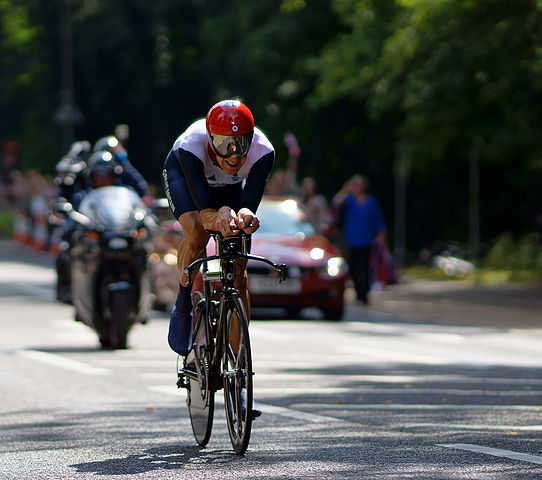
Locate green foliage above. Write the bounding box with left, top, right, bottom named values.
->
left=403, top=265, right=461, bottom=281
left=483, top=232, right=542, bottom=271
left=406, top=231, right=542, bottom=284
left=311, top=0, right=542, bottom=171
left=0, top=210, right=15, bottom=237
left=280, top=0, right=306, bottom=12
left=1, top=0, right=542, bottom=251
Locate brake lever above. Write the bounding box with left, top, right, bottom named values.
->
left=275, top=263, right=288, bottom=283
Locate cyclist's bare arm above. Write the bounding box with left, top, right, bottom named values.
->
left=200, top=207, right=237, bottom=236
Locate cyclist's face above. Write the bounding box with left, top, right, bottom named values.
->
left=216, top=154, right=247, bottom=175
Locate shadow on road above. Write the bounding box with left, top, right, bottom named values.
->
left=70, top=444, right=241, bottom=475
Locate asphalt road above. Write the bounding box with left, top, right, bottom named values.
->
left=1, top=239, right=542, bottom=479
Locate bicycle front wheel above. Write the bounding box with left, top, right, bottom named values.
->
left=222, top=292, right=253, bottom=455
left=186, top=292, right=214, bottom=447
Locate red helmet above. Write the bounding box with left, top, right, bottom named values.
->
left=206, top=100, right=254, bottom=158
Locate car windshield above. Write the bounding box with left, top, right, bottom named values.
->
left=256, top=198, right=316, bottom=236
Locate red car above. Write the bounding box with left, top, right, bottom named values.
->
left=151, top=196, right=348, bottom=320
left=247, top=196, right=347, bottom=320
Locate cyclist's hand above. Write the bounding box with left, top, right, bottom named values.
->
left=215, top=206, right=238, bottom=236
left=236, top=208, right=260, bottom=234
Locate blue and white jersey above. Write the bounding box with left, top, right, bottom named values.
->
left=171, top=119, right=274, bottom=187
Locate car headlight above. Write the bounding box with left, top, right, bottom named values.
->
left=309, top=247, right=325, bottom=260
left=163, top=250, right=178, bottom=266
left=325, top=257, right=346, bottom=277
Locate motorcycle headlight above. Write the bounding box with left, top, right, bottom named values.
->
left=108, top=237, right=129, bottom=250
left=324, top=257, right=346, bottom=277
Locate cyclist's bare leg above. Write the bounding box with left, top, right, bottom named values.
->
left=177, top=211, right=209, bottom=287
left=177, top=212, right=209, bottom=344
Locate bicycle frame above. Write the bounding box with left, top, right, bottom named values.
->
left=180, top=232, right=286, bottom=390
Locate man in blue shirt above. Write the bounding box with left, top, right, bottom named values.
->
left=333, top=174, right=386, bottom=304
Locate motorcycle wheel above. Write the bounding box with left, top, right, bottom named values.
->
left=109, top=289, right=131, bottom=349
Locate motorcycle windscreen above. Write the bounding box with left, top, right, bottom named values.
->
left=78, top=186, right=147, bottom=231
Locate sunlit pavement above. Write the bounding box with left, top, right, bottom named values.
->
left=365, top=277, right=542, bottom=328
left=2, top=238, right=542, bottom=478
left=2, top=238, right=540, bottom=328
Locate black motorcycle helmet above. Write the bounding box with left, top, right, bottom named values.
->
left=86, top=151, right=120, bottom=188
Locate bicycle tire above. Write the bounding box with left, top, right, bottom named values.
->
left=186, top=291, right=214, bottom=447
left=222, top=292, right=253, bottom=455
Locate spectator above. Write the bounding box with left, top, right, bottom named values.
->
left=1, top=140, right=21, bottom=185
left=301, top=176, right=330, bottom=233
left=332, top=174, right=387, bottom=305
left=27, top=170, right=50, bottom=250
left=265, top=160, right=300, bottom=197
left=6, top=170, right=31, bottom=244
left=265, top=169, right=286, bottom=196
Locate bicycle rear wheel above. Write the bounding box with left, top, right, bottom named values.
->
left=186, top=292, right=214, bottom=447
left=222, top=292, right=253, bottom=455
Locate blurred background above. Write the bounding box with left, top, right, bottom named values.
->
left=1, top=0, right=542, bottom=278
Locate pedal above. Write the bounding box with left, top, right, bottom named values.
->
left=176, top=373, right=189, bottom=389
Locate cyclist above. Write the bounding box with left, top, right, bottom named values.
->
left=162, top=99, right=275, bottom=357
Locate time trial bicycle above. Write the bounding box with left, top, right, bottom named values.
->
left=176, top=231, right=287, bottom=454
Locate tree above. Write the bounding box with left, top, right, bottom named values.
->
left=310, top=0, right=542, bottom=245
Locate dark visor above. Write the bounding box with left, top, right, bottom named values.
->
left=210, top=132, right=253, bottom=158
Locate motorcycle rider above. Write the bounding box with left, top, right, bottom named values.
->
left=162, top=99, right=275, bottom=361
left=92, top=135, right=151, bottom=204
left=53, top=140, right=91, bottom=204
left=55, top=146, right=150, bottom=303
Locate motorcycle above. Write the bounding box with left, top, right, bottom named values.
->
left=57, top=186, right=157, bottom=349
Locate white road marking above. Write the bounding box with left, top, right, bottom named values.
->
left=148, top=385, right=344, bottom=423
left=16, top=349, right=109, bottom=376
left=253, top=373, right=542, bottom=386
left=149, top=385, right=180, bottom=396
left=407, top=423, right=542, bottom=431
left=291, top=403, right=542, bottom=411
left=93, top=359, right=173, bottom=367
left=254, top=402, right=345, bottom=423
left=140, top=372, right=174, bottom=380
left=0, top=262, right=55, bottom=281
left=438, top=443, right=542, bottom=465
left=252, top=386, right=542, bottom=396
